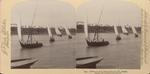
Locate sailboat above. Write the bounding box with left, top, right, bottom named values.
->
left=47, top=26, right=55, bottom=42
left=55, top=27, right=62, bottom=37
left=131, top=25, right=138, bottom=37
left=85, top=9, right=109, bottom=47
left=18, top=1, right=43, bottom=48
left=121, top=25, right=128, bottom=35
left=18, top=26, right=43, bottom=48
left=114, top=25, right=121, bottom=40
left=64, top=27, right=72, bottom=39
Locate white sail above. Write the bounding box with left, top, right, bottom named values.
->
left=84, top=22, right=89, bottom=39
left=17, top=24, right=22, bottom=41
left=114, top=25, right=119, bottom=35
left=55, top=28, right=62, bottom=35
left=121, top=25, right=128, bottom=34
left=47, top=26, right=53, bottom=38
left=64, top=27, right=71, bottom=36
left=131, top=26, right=137, bottom=34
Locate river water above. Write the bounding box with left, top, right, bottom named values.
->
left=11, top=33, right=141, bottom=69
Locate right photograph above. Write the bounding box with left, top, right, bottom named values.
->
left=75, top=0, right=141, bottom=69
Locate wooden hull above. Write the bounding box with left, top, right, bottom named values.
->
left=11, top=58, right=32, bottom=62
left=11, top=58, right=38, bottom=69
left=86, top=40, right=109, bottom=47
left=49, top=38, right=55, bottom=42
left=123, top=33, right=129, bottom=35
left=68, top=35, right=72, bottom=39
left=20, top=42, right=43, bottom=49
left=57, top=34, right=62, bottom=37
left=116, top=36, right=121, bottom=41
left=135, top=34, right=138, bottom=38
left=76, top=56, right=103, bottom=68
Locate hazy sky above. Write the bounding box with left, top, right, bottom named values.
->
left=12, top=0, right=142, bottom=28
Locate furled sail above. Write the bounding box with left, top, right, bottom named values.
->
left=114, top=25, right=121, bottom=40
left=18, top=0, right=43, bottom=48
left=64, top=27, right=72, bottom=39
left=121, top=25, right=128, bottom=34
left=131, top=25, right=137, bottom=34
left=114, top=25, right=119, bottom=35
left=64, top=27, right=71, bottom=36
left=47, top=26, right=53, bottom=38
left=17, top=24, right=22, bottom=41
left=84, top=22, right=89, bottom=39
left=131, top=25, right=138, bottom=37
left=55, top=28, right=62, bottom=35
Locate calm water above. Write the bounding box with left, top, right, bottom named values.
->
left=11, top=33, right=141, bottom=69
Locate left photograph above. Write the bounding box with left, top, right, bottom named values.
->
left=11, top=0, right=77, bottom=69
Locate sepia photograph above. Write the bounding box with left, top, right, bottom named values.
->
left=11, top=0, right=141, bottom=69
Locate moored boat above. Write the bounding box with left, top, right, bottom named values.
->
left=84, top=9, right=109, bottom=47
left=17, top=2, right=43, bottom=48
left=86, top=39, right=109, bottom=47
left=11, top=58, right=38, bottom=69
left=85, top=25, right=109, bottom=47
left=76, top=56, right=103, bottom=68
left=19, top=41, right=43, bottom=48
left=17, top=25, right=43, bottom=49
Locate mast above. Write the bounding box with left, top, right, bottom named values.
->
left=98, top=9, right=104, bottom=25
left=27, top=0, right=38, bottom=43
left=94, top=8, right=104, bottom=41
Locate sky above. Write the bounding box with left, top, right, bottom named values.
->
left=11, top=0, right=142, bottom=28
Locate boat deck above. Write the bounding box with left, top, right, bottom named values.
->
left=76, top=57, right=103, bottom=68
left=11, top=59, right=38, bottom=68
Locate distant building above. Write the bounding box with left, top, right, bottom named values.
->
left=76, top=21, right=84, bottom=33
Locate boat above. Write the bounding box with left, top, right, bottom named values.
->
left=85, top=9, right=109, bottom=47
left=76, top=56, right=103, bottom=68
left=19, top=41, right=43, bottom=48
left=121, top=25, right=128, bottom=35
left=64, top=27, right=72, bottom=39
left=86, top=25, right=109, bottom=46
left=47, top=26, right=55, bottom=42
left=17, top=3, right=43, bottom=48
left=17, top=25, right=43, bottom=49
left=114, top=25, right=121, bottom=40
left=55, top=28, right=62, bottom=37
left=11, top=58, right=38, bottom=69
left=86, top=39, right=109, bottom=46
left=131, top=25, right=138, bottom=37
